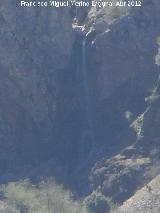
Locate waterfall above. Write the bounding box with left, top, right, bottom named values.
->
left=70, top=32, right=96, bottom=180
left=81, top=35, right=95, bottom=147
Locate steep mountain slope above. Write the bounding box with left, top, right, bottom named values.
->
left=71, top=0, right=160, bottom=196
left=114, top=175, right=160, bottom=213
left=72, top=0, right=160, bottom=209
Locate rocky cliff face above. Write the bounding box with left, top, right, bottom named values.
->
left=0, top=0, right=74, bottom=181
left=82, top=0, right=160, bottom=209
left=0, top=0, right=160, bottom=211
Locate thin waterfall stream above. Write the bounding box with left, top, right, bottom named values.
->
left=71, top=33, right=96, bottom=191
left=81, top=34, right=95, bottom=150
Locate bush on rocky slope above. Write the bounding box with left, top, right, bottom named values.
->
left=0, top=179, right=87, bottom=213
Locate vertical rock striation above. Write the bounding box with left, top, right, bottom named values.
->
left=0, top=0, right=74, bottom=180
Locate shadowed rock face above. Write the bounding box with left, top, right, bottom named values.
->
left=81, top=0, right=160, bottom=205
left=88, top=0, right=160, bottom=104
left=0, top=0, right=74, bottom=180
left=81, top=1, right=160, bottom=157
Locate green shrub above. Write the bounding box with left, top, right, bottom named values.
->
left=145, top=93, right=160, bottom=104
left=84, top=190, right=109, bottom=213
left=125, top=111, right=133, bottom=123
left=0, top=179, right=87, bottom=213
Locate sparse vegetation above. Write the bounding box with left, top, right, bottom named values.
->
left=155, top=37, right=160, bottom=66
left=145, top=88, right=160, bottom=104
left=145, top=93, right=160, bottom=104
left=0, top=179, right=87, bottom=213
left=84, top=189, right=109, bottom=213
left=125, top=111, right=133, bottom=123
left=131, top=113, right=144, bottom=140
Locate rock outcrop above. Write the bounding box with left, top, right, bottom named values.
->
left=77, top=0, right=160, bottom=207
left=114, top=175, right=160, bottom=213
